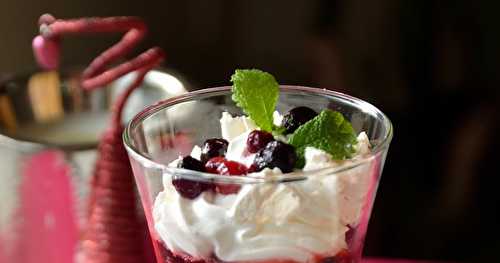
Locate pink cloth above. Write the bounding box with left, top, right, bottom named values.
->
left=13, top=150, right=78, bottom=263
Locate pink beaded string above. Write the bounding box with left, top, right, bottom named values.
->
left=32, top=14, right=165, bottom=263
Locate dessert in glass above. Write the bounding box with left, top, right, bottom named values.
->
left=124, top=69, right=393, bottom=263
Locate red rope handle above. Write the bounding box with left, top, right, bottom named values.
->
left=32, top=14, right=164, bottom=263
left=32, top=13, right=165, bottom=126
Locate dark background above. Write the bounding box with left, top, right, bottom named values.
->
left=1, top=1, right=499, bottom=262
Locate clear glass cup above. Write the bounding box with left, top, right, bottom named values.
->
left=123, top=86, right=393, bottom=263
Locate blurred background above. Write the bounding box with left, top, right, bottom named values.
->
left=0, top=0, right=499, bottom=262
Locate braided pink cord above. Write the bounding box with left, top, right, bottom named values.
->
left=33, top=14, right=165, bottom=263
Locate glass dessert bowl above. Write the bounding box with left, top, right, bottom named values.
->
left=123, top=84, right=392, bottom=263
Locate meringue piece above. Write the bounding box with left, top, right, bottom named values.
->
left=273, top=111, right=284, bottom=127
left=303, top=147, right=337, bottom=171
left=220, top=112, right=258, bottom=141
left=225, top=130, right=256, bottom=168
left=355, top=132, right=371, bottom=155
left=190, top=145, right=202, bottom=160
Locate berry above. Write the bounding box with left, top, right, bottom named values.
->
left=246, top=130, right=274, bottom=153
left=321, top=250, right=352, bottom=263
left=177, top=156, right=205, bottom=172
left=215, top=183, right=241, bottom=195
left=173, top=156, right=213, bottom=199
left=282, top=106, right=317, bottom=134
left=205, top=157, right=248, bottom=175
left=247, top=164, right=258, bottom=173
left=252, top=141, right=297, bottom=173
left=171, top=178, right=212, bottom=199
left=205, top=157, right=247, bottom=194
left=200, top=138, right=229, bottom=163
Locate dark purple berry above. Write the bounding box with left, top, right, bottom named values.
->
left=246, top=130, right=274, bottom=153
left=173, top=156, right=213, bottom=199
left=200, top=138, right=229, bottom=163
left=177, top=156, right=205, bottom=171
left=282, top=106, right=317, bottom=134
left=252, top=141, right=297, bottom=173
left=172, top=178, right=212, bottom=199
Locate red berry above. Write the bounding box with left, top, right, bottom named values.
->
left=247, top=164, right=258, bottom=173
left=204, top=157, right=247, bottom=194
left=204, top=157, right=225, bottom=173
left=321, top=250, right=352, bottom=263
left=205, top=157, right=247, bottom=175
left=246, top=130, right=275, bottom=153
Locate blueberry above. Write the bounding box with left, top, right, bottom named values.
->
left=282, top=106, right=317, bottom=134
left=173, top=156, right=213, bottom=199
left=252, top=141, right=297, bottom=173
left=177, top=156, right=204, bottom=171
left=246, top=130, right=274, bottom=153
left=200, top=138, right=229, bottom=163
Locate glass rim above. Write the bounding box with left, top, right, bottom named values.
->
left=123, top=85, right=393, bottom=183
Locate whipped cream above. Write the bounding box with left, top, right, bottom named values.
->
left=153, top=112, right=373, bottom=262
left=220, top=112, right=258, bottom=141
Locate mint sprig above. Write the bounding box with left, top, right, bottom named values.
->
left=229, top=69, right=358, bottom=167
left=288, top=109, right=357, bottom=167
left=230, top=69, right=279, bottom=132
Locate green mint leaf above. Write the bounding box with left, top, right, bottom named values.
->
left=230, top=69, right=279, bottom=132
left=288, top=109, right=357, bottom=167
left=272, top=125, right=286, bottom=136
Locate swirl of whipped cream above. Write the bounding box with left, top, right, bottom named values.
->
left=153, top=113, right=373, bottom=262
